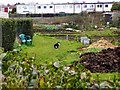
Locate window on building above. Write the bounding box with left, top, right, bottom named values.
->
left=63, top=5, right=66, bottom=9
left=97, top=5, right=99, bottom=7
left=37, top=6, right=41, bottom=9
left=77, top=5, right=80, bottom=8
left=23, top=6, right=27, bottom=9
left=23, top=11, right=29, bottom=12
left=84, top=5, right=87, bottom=8
left=50, top=6, right=53, bottom=8
left=100, top=5, right=102, bottom=8
left=44, top=6, right=47, bottom=9
left=105, top=4, right=108, bottom=7
left=90, top=5, right=93, bottom=7
left=69, top=5, right=72, bottom=8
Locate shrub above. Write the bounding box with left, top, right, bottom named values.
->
left=16, top=18, right=33, bottom=38
left=2, top=49, right=119, bottom=88
left=1, top=18, right=16, bottom=51
left=1, top=18, right=33, bottom=51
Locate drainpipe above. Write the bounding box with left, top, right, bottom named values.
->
left=73, top=3, right=75, bottom=14
left=34, top=4, right=36, bottom=14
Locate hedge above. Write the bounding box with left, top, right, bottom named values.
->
left=1, top=18, right=16, bottom=52
left=1, top=18, right=33, bottom=51
left=16, top=18, right=33, bottom=38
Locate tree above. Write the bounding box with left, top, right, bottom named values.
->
left=11, top=8, right=16, bottom=14
left=111, top=2, right=120, bottom=11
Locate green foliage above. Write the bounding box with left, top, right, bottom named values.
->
left=16, top=18, right=33, bottom=38
left=2, top=49, right=35, bottom=88
left=34, top=24, right=58, bottom=30
left=23, top=35, right=81, bottom=65
left=1, top=18, right=16, bottom=51
left=111, top=2, right=120, bottom=11
left=80, top=48, right=102, bottom=55
left=2, top=49, right=120, bottom=88
left=1, top=18, right=33, bottom=51
left=109, top=20, right=120, bottom=28
left=0, top=48, right=3, bottom=54
left=81, top=29, right=118, bottom=36
left=64, top=22, right=79, bottom=30
left=11, top=8, right=16, bottom=14
left=40, top=29, right=118, bottom=37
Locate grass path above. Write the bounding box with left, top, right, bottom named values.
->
left=23, top=35, right=82, bottom=65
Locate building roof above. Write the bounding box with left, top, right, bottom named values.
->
left=8, top=5, right=16, bottom=9
left=0, top=5, right=16, bottom=9
left=54, top=2, right=114, bottom=5
left=15, top=1, right=114, bottom=6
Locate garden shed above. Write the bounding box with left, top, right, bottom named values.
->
left=80, top=36, right=90, bottom=44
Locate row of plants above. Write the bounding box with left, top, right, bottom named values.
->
left=37, top=28, right=119, bottom=37
left=38, top=33, right=120, bottom=46
left=1, top=18, right=33, bottom=52
left=2, top=48, right=120, bottom=89
left=33, top=24, right=59, bottom=30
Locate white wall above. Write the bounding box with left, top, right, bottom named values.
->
left=74, top=4, right=81, bottom=13
left=55, top=4, right=74, bottom=13
left=86, top=4, right=95, bottom=12
left=16, top=2, right=113, bottom=14
left=103, top=4, right=112, bottom=12
left=0, top=12, right=9, bottom=18
left=35, top=4, right=54, bottom=14
left=95, top=4, right=104, bottom=12
left=17, top=4, right=35, bottom=14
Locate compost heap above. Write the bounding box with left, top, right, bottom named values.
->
left=87, top=40, right=117, bottom=49
left=75, top=40, right=120, bottom=73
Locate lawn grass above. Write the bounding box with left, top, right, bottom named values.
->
left=81, top=29, right=118, bottom=36
left=22, top=34, right=82, bottom=65
left=92, top=72, right=120, bottom=81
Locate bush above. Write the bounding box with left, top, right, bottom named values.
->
left=1, top=18, right=33, bottom=51
left=16, top=18, right=33, bottom=38
left=2, top=49, right=120, bottom=88
left=1, top=18, right=16, bottom=51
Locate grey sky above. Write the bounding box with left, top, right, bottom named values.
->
left=0, top=0, right=118, bottom=5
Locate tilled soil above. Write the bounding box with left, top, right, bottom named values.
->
left=73, top=47, right=120, bottom=73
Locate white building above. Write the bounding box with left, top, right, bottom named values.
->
left=16, top=2, right=113, bottom=14
left=0, top=12, right=9, bottom=18
left=35, top=4, right=54, bottom=14
left=54, top=3, right=74, bottom=13
left=16, top=4, right=35, bottom=14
